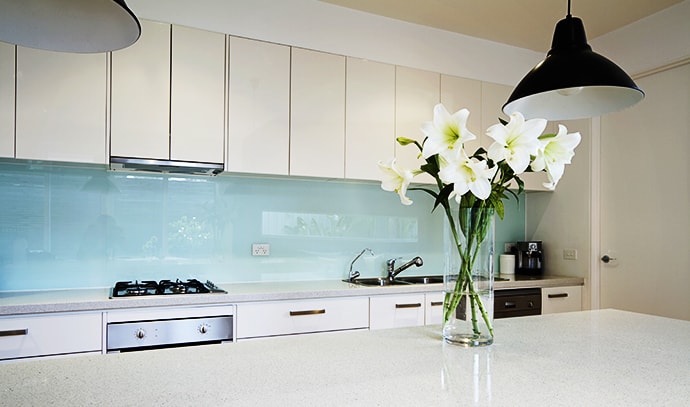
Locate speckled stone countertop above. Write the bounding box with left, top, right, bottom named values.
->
left=0, top=309, right=687, bottom=406
left=0, top=275, right=584, bottom=316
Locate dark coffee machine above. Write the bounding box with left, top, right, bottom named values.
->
left=516, top=241, right=543, bottom=276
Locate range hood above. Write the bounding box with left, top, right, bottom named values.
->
left=110, top=157, right=223, bottom=176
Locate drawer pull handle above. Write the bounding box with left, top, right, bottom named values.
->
left=430, top=301, right=443, bottom=307
left=395, top=303, right=422, bottom=309
left=504, top=301, right=516, bottom=309
left=289, top=309, right=326, bottom=316
left=548, top=293, right=569, bottom=299
left=0, top=328, right=28, bottom=337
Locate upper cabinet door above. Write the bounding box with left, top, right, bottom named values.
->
left=227, top=37, right=290, bottom=175
left=111, top=20, right=170, bottom=160
left=441, top=74, right=482, bottom=154
left=15, top=47, right=107, bottom=163
left=345, top=57, right=395, bottom=181
left=0, top=42, right=14, bottom=158
left=395, top=66, right=439, bottom=184
left=170, top=26, right=226, bottom=164
left=290, top=48, right=345, bottom=178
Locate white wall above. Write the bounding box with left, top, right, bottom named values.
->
left=126, top=0, right=542, bottom=86
left=590, top=0, right=690, bottom=76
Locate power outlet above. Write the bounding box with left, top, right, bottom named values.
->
left=252, top=243, right=270, bottom=256
left=504, top=243, right=516, bottom=253
left=563, top=248, right=578, bottom=260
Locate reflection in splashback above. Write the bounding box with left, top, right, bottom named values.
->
left=262, top=211, right=418, bottom=242
left=0, top=160, right=525, bottom=291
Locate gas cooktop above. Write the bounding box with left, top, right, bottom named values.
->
left=110, top=279, right=227, bottom=298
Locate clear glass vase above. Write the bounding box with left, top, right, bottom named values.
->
left=442, top=206, right=495, bottom=346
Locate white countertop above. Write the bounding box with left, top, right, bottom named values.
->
left=0, top=309, right=687, bottom=406
left=0, top=275, right=585, bottom=316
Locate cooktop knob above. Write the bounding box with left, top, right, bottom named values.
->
left=135, top=328, right=146, bottom=339
left=199, top=324, right=209, bottom=334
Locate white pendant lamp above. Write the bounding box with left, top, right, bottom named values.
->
left=0, top=0, right=140, bottom=53
left=503, top=0, right=644, bottom=120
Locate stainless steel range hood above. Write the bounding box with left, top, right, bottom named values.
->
left=110, top=157, right=223, bottom=176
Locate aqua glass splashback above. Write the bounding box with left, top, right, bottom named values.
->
left=0, top=161, right=525, bottom=291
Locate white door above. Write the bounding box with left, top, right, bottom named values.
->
left=598, top=63, right=690, bottom=320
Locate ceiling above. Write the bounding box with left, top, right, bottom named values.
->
left=320, top=0, right=683, bottom=52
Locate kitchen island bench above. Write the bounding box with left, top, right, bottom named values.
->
left=1, top=309, right=687, bottom=406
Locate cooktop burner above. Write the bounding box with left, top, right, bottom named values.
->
left=111, top=279, right=226, bottom=298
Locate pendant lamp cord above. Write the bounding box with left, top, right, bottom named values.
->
left=567, top=0, right=571, bottom=17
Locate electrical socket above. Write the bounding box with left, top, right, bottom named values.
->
left=252, top=243, right=270, bottom=256
left=563, top=248, right=578, bottom=260
left=504, top=243, right=516, bottom=253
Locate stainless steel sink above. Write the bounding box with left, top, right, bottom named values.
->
left=396, top=275, right=444, bottom=285
left=345, top=277, right=412, bottom=286
left=346, top=275, right=444, bottom=286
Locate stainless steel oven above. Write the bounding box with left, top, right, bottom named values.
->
left=106, top=305, right=235, bottom=353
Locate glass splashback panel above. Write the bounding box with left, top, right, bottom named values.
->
left=0, top=161, right=525, bottom=291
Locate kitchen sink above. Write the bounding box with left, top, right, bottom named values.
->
left=396, top=275, right=444, bottom=285
left=345, top=277, right=412, bottom=286
left=346, top=275, right=444, bottom=286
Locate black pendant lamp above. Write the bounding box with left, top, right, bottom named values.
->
left=503, top=0, right=644, bottom=120
left=0, top=0, right=141, bottom=53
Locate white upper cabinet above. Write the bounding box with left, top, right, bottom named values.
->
left=15, top=47, right=107, bottom=164
left=111, top=20, right=170, bottom=160
left=170, top=25, right=226, bottom=163
left=395, top=66, right=440, bottom=184
left=290, top=48, right=346, bottom=178
left=441, top=74, right=482, bottom=155
left=345, top=57, right=395, bottom=181
left=227, top=37, right=290, bottom=175
left=0, top=42, right=14, bottom=158
left=111, top=20, right=225, bottom=163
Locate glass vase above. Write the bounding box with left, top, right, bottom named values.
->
left=442, top=206, right=495, bottom=346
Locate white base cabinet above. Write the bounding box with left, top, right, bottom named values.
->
left=0, top=312, right=102, bottom=361
left=541, top=286, right=582, bottom=314
left=236, top=297, right=369, bottom=339
left=424, top=292, right=445, bottom=325
left=370, top=293, right=426, bottom=330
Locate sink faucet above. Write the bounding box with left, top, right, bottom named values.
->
left=387, top=256, right=423, bottom=280
left=348, top=248, right=374, bottom=282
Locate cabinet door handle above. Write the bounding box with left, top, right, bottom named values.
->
left=0, top=328, right=28, bottom=337
left=395, top=303, right=422, bottom=309
left=430, top=301, right=443, bottom=307
left=289, top=309, right=326, bottom=316
left=548, top=293, right=569, bottom=299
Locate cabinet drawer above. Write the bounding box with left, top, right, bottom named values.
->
left=370, top=293, right=425, bottom=330
left=0, top=313, right=102, bottom=360
left=425, top=292, right=445, bottom=325
left=542, top=286, right=582, bottom=314
left=236, top=297, right=369, bottom=339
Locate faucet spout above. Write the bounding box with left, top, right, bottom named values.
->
left=387, top=256, right=423, bottom=280
left=348, top=248, right=374, bottom=282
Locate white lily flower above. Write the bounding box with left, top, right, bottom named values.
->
left=421, top=104, right=477, bottom=159
left=531, top=125, right=582, bottom=190
left=438, top=150, right=497, bottom=201
left=378, top=158, right=415, bottom=205
left=486, top=113, right=546, bottom=174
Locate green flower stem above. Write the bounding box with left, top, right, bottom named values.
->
left=442, top=204, right=494, bottom=339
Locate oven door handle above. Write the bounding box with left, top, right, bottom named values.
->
left=289, top=309, right=326, bottom=317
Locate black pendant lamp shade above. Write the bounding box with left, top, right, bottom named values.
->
left=0, top=0, right=141, bottom=53
left=503, top=11, right=644, bottom=120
